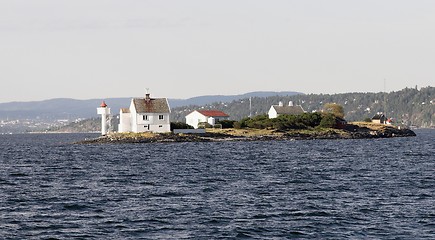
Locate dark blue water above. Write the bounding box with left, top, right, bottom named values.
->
left=1, top=130, right=434, bottom=239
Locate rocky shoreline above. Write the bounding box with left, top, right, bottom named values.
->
left=75, top=124, right=416, bottom=144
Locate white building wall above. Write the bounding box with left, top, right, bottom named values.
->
left=207, top=117, right=215, bottom=126
left=268, top=106, right=278, bottom=119
left=185, top=111, right=208, bottom=129
left=149, top=114, right=171, bottom=133
left=129, top=100, right=138, bottom=133
left=134, top=113, right=170, bottom=133
left=118, top=111, right=131, bottom=132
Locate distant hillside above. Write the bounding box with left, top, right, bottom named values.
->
left=2, top=88, right=433, bottom=133
left=0, top=91, right=302, bottom=121
left=171, top=87, right=434, bottom=128
left=170, top=91, right=302, bottom=107
left=45, top=118, right=101, bottom=133
left=49, top=87, right=434, bottom=133
left=0, top=98, right=132, bottom=120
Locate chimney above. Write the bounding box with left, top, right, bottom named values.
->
left=145, top=93, right=150, bottom=102
left=278, top=101, right=283, bottom=107
left=289, top=101, right=293, bottom=106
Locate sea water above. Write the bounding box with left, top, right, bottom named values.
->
left=0, top=130, right=434, bottom=239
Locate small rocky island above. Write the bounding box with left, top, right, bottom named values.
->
left=76, top=122, right=416, bottom=144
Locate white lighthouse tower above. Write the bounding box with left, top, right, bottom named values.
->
left=97, top=101, right=111, bottom=135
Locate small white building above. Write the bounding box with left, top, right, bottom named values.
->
left=268, top=101, right=305, bottom=119
left=118, top=93, right=171, bottom=133
left=185, top=110, right=229, bottom=129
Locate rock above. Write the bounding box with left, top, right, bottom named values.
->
left=74, top=125, right=416, bottom=144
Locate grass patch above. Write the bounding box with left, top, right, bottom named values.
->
left=350, top=121, right=391, bottom=131
left=107, top=132, right=157, bottom=139
left=207, top=128, right=281, bottom=136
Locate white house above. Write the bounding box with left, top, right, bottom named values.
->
left=185, top=110, right=229, bottom=129
left=268, top=101, right=305, bottom=119
left=118, top=93, right=171, bottom=133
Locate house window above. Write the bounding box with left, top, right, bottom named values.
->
left=143, top=115, right=148, bottom=121
left=159, top=125, right=162, bottom=128
left=159, top=115, right=164, bottom=120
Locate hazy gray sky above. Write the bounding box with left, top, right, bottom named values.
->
left=1, top=0, right=434, bottom=103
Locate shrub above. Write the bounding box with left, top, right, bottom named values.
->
left=319, top=113, right=337, bottom=128
left=198, top=122, right=212, bottom=129
left=363, top=117, right=372, bottom=122
left=234, top=112, right=328, bottom=130
left=246, top=115, right=273, bottom=129
left=232, top=112, right=348, bottom=130
left=217, top=120, right=237, bottom=129
left=233, top=121, right=242, bottom=129
left=236, top=115, right=271, bottom=129
left=300, top=112, right=322, bottom=127
left=170, top=122, right=194, bottom=131
left=238, top=117, right=252, bottom=128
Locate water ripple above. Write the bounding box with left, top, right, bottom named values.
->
left=0, top=131, right=434, bottom=239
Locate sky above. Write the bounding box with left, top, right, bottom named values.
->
left=0, top=0, right=434, bottom=103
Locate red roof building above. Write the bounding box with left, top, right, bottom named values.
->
left=196, top=110, right=229, bottom=117
left=185, top=110, right=230, bottom=129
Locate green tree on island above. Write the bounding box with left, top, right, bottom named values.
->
left=323, top=103, right=345, bottom=119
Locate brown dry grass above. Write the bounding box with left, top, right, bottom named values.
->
left=207, top=128, right=282, bottom=136
left=207, top=127, right=347, bottom=136
left=350, top=121, right=391, bottom=131
left=107, top=132, right=157, bottom=139
left=107, top=123, right=393, bottom=139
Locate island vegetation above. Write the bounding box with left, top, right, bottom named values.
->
left=77, top=105, right=416, bottom=144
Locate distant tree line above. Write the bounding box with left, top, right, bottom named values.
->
left=47, top=87, right=434, bottom=133
left=171, top=87, right=434, bottom=127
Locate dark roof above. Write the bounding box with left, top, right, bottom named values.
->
left=197, top=110, right=229, bottom=117
left=120, top=108, right=130, bottom=113
left=372, top=114, right=385, bottom=120
left=133, top=98, right=170, bottom=113
left=272, top=105, right=305, bottom=115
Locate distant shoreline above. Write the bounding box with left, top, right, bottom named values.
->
left=75, top=123, right=416, bottom=144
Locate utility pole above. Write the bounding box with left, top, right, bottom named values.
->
left=384, top=79, right=387, bottom=118
left=249, top=97, right=252, bottom=118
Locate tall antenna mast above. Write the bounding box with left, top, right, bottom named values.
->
left=249, top=97, right=252, bottom=118
left=384, top=79, right=387, bottom=118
